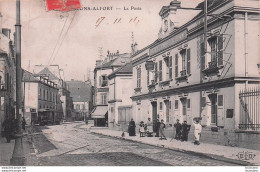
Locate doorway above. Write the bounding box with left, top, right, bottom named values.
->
left=209, top=94, right=217, bottom=125
left=151, top=102, right=157, bottom=132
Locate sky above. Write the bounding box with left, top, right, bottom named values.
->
left=0, top=0, right=203, bottom=81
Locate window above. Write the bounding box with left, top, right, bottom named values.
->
left=147, top=70, right=149, bottom=85
left=207, top=35, right=224, bottom=68
left=39, top=88, right=42, bottom=99
left=155, top=62, right=158, bottom=82
left=76, top=104, right=80, bottom=110
left=169, top=101, right=171, bottom=109
left=82, top=104, right=86, bottom=110
left=175, top=54, right=178, bottom=77
left=101, top=93, right=107, bottom=105
left=137, top=68, right=141, bottom=88
left=164, top=56, right=172, bottom=80
left=159, top=60, right=162, bottom=81
left=201, top=97, right=206, bottom=107
left=175, top=100, right=178, bottom=109
left=160, top=102, right=163, bottom=110
left=100, top=75, right=108, bottom=87
left=218, top=95, right=223, bottom=106
left=181, top=50, right=186, bottom=72
left=181, top=98, right=187, bottom=116
left=187, top=99, right=191, bottom=109
left=187, top=49, right=191, bottom=74
left=200, top=42, right=205, bottom=70
left=169, top=56, right=173, bottom=79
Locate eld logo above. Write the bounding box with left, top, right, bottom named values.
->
left=236, top=151, right=256, bottom=160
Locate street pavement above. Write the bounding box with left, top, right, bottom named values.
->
left=28, top=122, right=250, bottom=166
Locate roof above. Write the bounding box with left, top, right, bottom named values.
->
left=22, top=70, right=40, bottom=82
left=37, top=67, right=59, bottom=80
left=66, top=80, right=93, bottom=102
left=95, top=53, right=131, bottom=70
left=108, top=62, right=133, bottom=79
left=193, top=0, right=230, bottom=19
left=33, top=65, right=63, bottom=80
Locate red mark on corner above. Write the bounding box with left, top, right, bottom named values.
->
left=46, top=0, right=81, bottom=12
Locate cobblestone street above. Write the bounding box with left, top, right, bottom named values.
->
left=29, top=122, right=241, bottom=166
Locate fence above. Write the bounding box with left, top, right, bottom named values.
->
left=239, top=88, right=260, bottom=130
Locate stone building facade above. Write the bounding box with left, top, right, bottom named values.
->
left=131, top=0, right=260, bottom=150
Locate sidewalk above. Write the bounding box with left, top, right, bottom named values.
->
left=89, top=128, right=260, bottom=166
left=0, top=134, right=39, bottom=166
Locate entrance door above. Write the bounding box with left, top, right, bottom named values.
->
left=209, top=94, right=217, bottom=125
left=164, top=100, right=170, bottom=123
left=151, top=102, right=157, bottom=132
left=181, top=98, right=187, bottom=122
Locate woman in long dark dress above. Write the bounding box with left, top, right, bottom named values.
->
left=128, top=118, right=136, bottom=136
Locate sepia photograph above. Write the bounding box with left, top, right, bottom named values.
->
left=0, top=0, right=259, bottom=170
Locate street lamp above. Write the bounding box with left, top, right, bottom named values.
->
left=10, top=0, right=25, bottom=165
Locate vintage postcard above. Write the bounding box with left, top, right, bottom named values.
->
left=0, top=0, right=259, bottom=170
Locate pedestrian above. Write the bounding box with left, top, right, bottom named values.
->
left=128, top=118, right=136, bottom=136
left=22, top=117, right=26, bottom=131
left=181, top=121, right=190, bottom=141
left=139, top=121, right=145, bottom=137
left=159, top=119, right=166, bottom=140
left=155, top=119, right=160, bottom=137
left=193, top=119, right=202, bottom=145
left=146, top=117, right=153, bottom=133
left=2, top=118, right=12, bottom=143
left=174, top=119, right=182, bottom=140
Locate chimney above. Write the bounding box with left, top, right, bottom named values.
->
left=2, top=28, right=11, bottom=39
left=96, top=60, right=102, bottom=67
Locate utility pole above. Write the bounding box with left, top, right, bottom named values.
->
left=11, top=0, right=25, bottom=165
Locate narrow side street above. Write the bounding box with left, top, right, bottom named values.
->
left=29, top=122, right=240, bottom=166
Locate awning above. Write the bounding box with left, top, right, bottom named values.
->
left=91, top=106, right=108, bottom=119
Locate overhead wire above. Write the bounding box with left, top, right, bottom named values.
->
left=47, top=14, right=69, bottom=65
left=50, top=10, right=78, bottom=65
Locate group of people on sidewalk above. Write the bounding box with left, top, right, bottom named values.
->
left=128, top=117, right=202, bottom=145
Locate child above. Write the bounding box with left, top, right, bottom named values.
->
left=139, top=121, right=145, bottom=137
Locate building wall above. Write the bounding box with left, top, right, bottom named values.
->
left=108, top=75, right=133, bottom=130
left=131, top=0, right=260, bottom=149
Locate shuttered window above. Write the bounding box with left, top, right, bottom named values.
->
left=169, top=56, right=173, bottom=79
left=137, top=68, right=141, bottom=88
left=155, top=62, right=158, bottom=82
left=218, top=95, right=223, bottom=106
left=187, top=49, right=191, bottom=74
left=159, top=60, right=162, bottom=81
left=200, top=42, right=205, bottom=70
left=147, top=70, right=149, bottom=85
left=175, top=54, right=178, bottom=77
left=218, top=35, right=224, bottom=66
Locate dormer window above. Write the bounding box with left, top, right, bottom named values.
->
left=100, top=75, right=108, bottom=87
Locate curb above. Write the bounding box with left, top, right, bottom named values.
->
left=90, top=131, right=255, bottom=166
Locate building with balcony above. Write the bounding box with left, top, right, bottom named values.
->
left=91, top=50, right=131, bottom=126
left=131, top=0, right=260, bottom=150
left=67, top=80, right=94, bottom=121
left=0, top=15, right=16, bottom=131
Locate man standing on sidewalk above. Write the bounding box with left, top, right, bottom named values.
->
left=193, top=119, right=202, bottom=145
left=174, top=119, right=182, bottom=140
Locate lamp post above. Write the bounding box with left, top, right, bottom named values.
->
left=10, top=0, right=25, bottom=165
